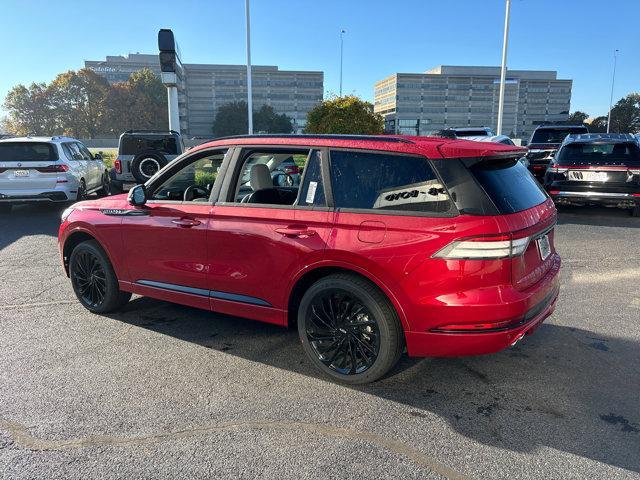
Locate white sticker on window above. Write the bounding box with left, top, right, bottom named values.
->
left=306, top=181, right=318, bottom=204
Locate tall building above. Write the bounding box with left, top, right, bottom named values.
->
left=374, top=65, right=572, bottom=139
left=85, top=54, right=324, bottom=136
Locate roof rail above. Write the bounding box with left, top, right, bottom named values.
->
left=211, top=134, right=414, bottom=144
left=123, top=130, right=181, bottom=135
left=563, top=133, right=636, bottom=144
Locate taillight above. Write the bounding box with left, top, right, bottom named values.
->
left=36, top=164, right=69, bottom=173
left=283, top=165, right=299, bottom=175
left=548, top=165, right=569, bottom=174
left=114, top=158, right=122, bottom=174
left=433, top=234, right=530, bottom=260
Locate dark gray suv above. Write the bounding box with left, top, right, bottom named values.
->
left=110, top=130, right=184, bottom=193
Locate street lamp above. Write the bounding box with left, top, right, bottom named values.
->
left=245, top=0, right=253, bottom=134
left=496, top=0, right=511, bottom=136
left=607, top=49, right=619, bottom=134
left=339, top=29, right=346, bottom=97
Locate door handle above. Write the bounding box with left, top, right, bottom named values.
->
left=275, top=226, right=317, bottom=238
left=172, top=218, right=201, bottom=228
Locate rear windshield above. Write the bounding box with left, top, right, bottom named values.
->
left=455, top=129, right=492, bottom=137
left=0, top=142, right=57, bottom=162
left=530, top=127, right=588, bottom=144
left=120, top=135, right=179, bottom=155
left=469, top=158, right=547, bottom=214
left=556, top=142, right=640, bottom=166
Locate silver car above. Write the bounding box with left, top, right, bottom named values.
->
left=0, top=136, right=108, bottom=214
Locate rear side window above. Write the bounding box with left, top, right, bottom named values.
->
left=120, top=135, right=179, bottom=155
left=469, top=159, right=547, bottom=214
left=0, top=142, right=57, bottom=162
left=329, top=150, right=453, bottom=214
left=556, top=142, right=640, bottom=166
left=530, top=127, right=588, bottom=144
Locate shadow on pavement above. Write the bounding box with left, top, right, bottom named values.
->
left=556, top=205, right=639, bottom=228
left=109, top=296, right=640, bottom=474
left=0, top=203, right=66, bottom=251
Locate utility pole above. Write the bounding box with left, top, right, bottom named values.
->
left=496, top=0, right=511, bottom=136
left=339, top=29, right=345, bottom=96
left=245, top=0, right=253, bottom=134
left=607, top=49, right=619, bottom=134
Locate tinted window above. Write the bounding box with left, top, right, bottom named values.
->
left=297, top=150, right=325, bottom=207
left=556, top=142, right=640, bottom=166
left=455, top=129, right=493, bottom=137
left=470, top=159, right=547, bottom=214
left=329, top=150, right=453, bottom=214
left=0, top=142, right=57, bottom=162
left=120, top=135, right=179, bottom=155
left=530, top=127, right=588, bottom=144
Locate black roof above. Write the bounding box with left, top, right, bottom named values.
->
left=533, top=125, right=588, bottom=130
left=563, top=133, right=638, bottom=145
left=211, top=134, right=413, bottom=144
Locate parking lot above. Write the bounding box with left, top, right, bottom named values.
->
left=0, top=203, right=638, bottom=479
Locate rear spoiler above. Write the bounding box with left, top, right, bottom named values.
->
left=437, top=140, right=526, bottom=161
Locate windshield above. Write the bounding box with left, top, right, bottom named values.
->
left=0, top=142, right=58, bottom=162
left=469, top=158, right=547, bottom=214
left=556, top=142, right=640, bottom=166
left=530, top=127, right=587, bottom=145
left=120, top=135, right=179, bottom=155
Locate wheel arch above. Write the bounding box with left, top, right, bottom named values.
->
left=62, top=230, right=96, bottom=276
left=286, top=264, right=410, bottom=331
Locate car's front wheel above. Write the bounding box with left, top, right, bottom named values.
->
left=69, top=240, right=131, bottom=313
left=297, top=273, right=404, bottom=384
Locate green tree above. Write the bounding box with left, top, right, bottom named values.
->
left=608, top=93, right=640, bottom=133
left=588, top=116, right=609, bottom=133
left=567, top=111, right=589, bottom=126
left=48, top=68, right=110, bottom=138
left=304, top=96, right=383, bottom=135
left=2, top=82, right=56, bottom=136
left=212, top=101, right=293, bottom=137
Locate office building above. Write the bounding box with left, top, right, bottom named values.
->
left=85, top=54, right=324, bottom=136
left=374, top=65, right=572, bottom=139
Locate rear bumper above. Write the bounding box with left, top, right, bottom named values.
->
left=405, top=254, right=561, bottom=357
left=550, top=190, right=640, bottom=207
left=0, top=191, right=69, bottom=203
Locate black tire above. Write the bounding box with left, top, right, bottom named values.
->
left=0, top=204, right=12, bottom=214
left=97, top=171, right=111, bottom=197
left=76, top=179, right=87, bottom=202
left=297, top=273, right=404, bottom=384
left=130, top=151, right=168, bottom=183
left=69, top=240, right=132, bottom=313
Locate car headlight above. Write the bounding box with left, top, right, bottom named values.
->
left=61, top=207, right=74, bottom=223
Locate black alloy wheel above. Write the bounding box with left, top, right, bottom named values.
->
left=298, top=273, right=404, bottom=384
left=72, top=250, right=107, bottom=308
left=76, top=179, right=87, bottom=202
left=69, top=240, right=132, bottom=313
left=306, top=290, right=380, bottom=375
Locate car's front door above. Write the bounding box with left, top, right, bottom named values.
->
left=119, top=149, right=227, bottom=310
left=208, top=147, right=332, bottom=325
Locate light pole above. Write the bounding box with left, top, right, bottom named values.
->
left=496, top=0, right=511, bottom=136
left=607, top=49, right=619, bottom=134
left=245, top=0, right=253, bottom=134
left=339, top=29, right=345, bottom=96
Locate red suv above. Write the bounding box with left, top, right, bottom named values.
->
left=59, top=134, right=561, bottom=383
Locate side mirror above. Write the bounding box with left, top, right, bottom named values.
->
left=93, top=152, right=103, bottom=160
left=128, top=184, right=147, bottom=206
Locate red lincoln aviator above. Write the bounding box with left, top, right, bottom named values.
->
left=59, top=134, right=561, bottom=383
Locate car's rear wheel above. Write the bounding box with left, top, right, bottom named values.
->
left=97, top=171, right=111, bottom=197
left=297, top=273, right=404, bottom=384
left=69, top=240, right=131, bottom=313
left=75, top=179, right=87, bottom=202
left=0, top=204, right=12, bottom=214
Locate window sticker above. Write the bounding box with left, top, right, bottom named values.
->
left=306, top=181, right=318, bottom=204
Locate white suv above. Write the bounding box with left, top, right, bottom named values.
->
left=0, top=136, right=109, bottom=213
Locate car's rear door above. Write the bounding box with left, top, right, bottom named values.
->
left=208, top=147, right=332, bottom=325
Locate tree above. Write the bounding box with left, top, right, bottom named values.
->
left=588, top=116, right=609, bottom=133
left=2, top=82, right=56, bottom=136
left=304, top=95, right=383, bottom=135
left=567, top=111, right=589, bottom=126
left=608, top=93, right=640, bottom=133
left=212, top=101, right=293, bottom=137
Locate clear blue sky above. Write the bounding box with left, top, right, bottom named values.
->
left=2, top=0, right=638, bottom=118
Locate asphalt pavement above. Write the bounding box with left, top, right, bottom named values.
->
left=0, top=202, right=639, bottom=479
